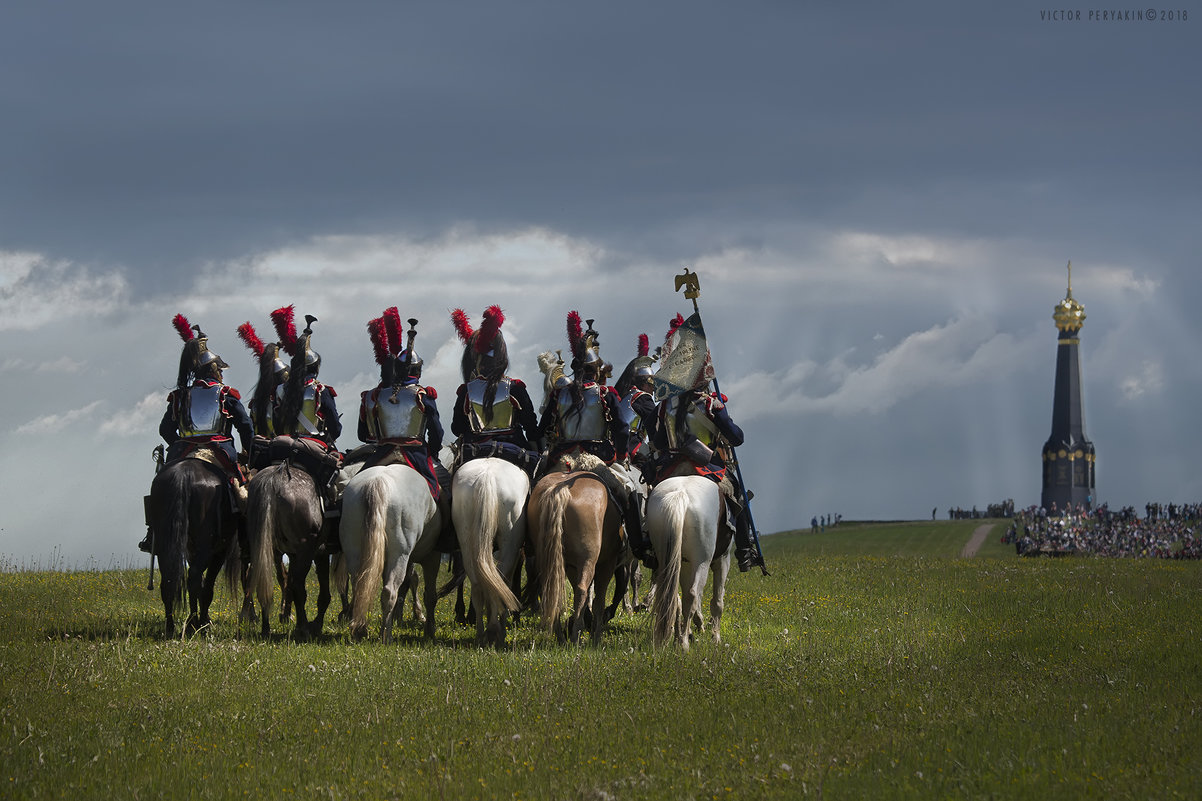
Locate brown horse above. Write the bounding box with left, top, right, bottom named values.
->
left=247, top=460, right=332, bottom=639
left=148, top=457, right=241, bottom=638
left=527, top=470, right=623, bottom=645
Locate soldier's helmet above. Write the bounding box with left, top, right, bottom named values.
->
left=173, top=313, right=227, bottom=388
left=616, top=333, right=657, bottom=396
left=398, top=318, right=423, bottom=380
left=451, top=305, right=508, bottom=382
left=566, top=311, right=603, bottom=377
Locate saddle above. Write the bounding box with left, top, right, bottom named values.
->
left=457, top=439, right=541, bottom=475
left=266, top=436, right=343, bottom=489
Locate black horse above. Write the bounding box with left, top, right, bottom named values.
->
left=149, top=457, right=241, bottom=638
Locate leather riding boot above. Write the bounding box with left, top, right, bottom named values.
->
left=138, top=529, right=153, bottom=554
left=625, top=494, right=657, bottom=570
left=734, top=511, right=762, bottom=573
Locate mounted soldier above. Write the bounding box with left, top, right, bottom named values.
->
left=140, top=314, right=254, bottom=553
left=537, top=312, right=656, bottom=569
left=236, top=319, right=289, bottom=470
left=352, top=310, right=452, bottom=524
left=271, top=310, right=343, bottom=499
left=449, top=305, right=541, bottom=475
left=650, top=304, right=764, bottom=573
left=613, top=332, right=660, bottom=478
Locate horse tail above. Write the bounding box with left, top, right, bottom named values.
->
left=248, top=471, right=279, bottom=625
left=538, top=480, right=572, bottom=630
left=352, top=475, right=389, bottom=636
left=651, top=486, right=686, bottom=647
left=465, top=468, right=522, bottom=614
left=157, top=467, right=191, bottom=623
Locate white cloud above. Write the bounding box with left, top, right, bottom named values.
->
left=726, top=317, right=1042, bottom=419
left=99, top=393, right=166, bottom=438
left=0, top=251, right=129, bottom=332
left=1118, top=360, right=1165, bottom=403
left=15, top=401, right=103, bottom=435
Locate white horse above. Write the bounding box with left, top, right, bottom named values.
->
left=451, top=457, right=530, bottom=647
left=339, top=463, right=441, bottom=643
left=647, top=475, right=730, bottom=650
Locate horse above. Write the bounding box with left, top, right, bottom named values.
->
left=148, top=457, right=241, bottom=638
left=339, top=463, right=442, bottom=643
left=528, top=467, right=623, bottom=645
left=451, top=457, right=530, bottom=647
left=246, top=461, right=332, bottom=639
left=646, top=475, right=730, bottom=650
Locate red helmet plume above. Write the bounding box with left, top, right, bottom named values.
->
left=382, top=307, right=404, bottom=356
left=475, top=305, right=504, bottom=354
left=173, top=313, right=194, bottom=342
left=367, top=317, right=389, bottom=366
left=450, top=308, right=474, bottom=344
left=566, top=310, right=584, bottom=359
left=637, top=333, right=649, bottom=358
left=270, top=305, right=298, bottom=356
left=237, top=322, right=266, bottom=359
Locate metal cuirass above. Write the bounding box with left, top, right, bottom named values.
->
left=276, top=381, right=326, bottom=437
left=375, top=385, right=426, bottom=441
left=557, top=384, right=608, bottom=441
left=467, top=377, right=514, bottom=432
left=664, top=396, right=719, bottom=450
left=616, top=389, right=646, bottom=435
left=180, top=383, right=226, bottom=437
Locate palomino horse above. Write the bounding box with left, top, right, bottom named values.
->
left=528, top=467, right=624, bottom=645
left=451, top=457, right=530, bottom=647
left=247, top=461, right=331, bottom=639
left=339, top=463, right=441, bottom=643
left=148, top=457, right=241, bottom=638
left=647, top=475, right=730, bottom=650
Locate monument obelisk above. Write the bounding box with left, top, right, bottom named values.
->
left=1040, top=262, right=1095, bottom=513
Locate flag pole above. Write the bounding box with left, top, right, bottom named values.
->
left=673, top=268, right=768, bottom=575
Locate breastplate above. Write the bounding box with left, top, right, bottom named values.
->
left=665, top=397, right=718, bottom=449
left=299, top=384, right=323, bottom=436
left=467, top=378, right=514, bottom=432
left=616, top=390, right=645, bottom=434
left=375, top=385, right=425, bottom=440
left=557, top=385, right=607, bottom=441
left=181, top=384, right=225, bottom=437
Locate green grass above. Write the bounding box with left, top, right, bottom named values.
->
left=2, top=521, right=1200, bottom=799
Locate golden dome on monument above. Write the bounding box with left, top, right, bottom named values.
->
left=1053, top=261, right=1086, bottom=332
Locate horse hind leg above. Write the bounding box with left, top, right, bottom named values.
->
left=310, top=554, right=331, bottom=638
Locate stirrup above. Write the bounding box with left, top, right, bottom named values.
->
left=736, top=547, right=760, bottom=573
left=138, top=531, right=153, bottom=554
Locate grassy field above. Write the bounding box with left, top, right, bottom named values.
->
left=2, top=520, right=1200, bottom=799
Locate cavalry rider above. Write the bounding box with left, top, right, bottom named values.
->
left=613, top=333, right=659, bottom=478
left=273, top=312, right=343, bottom=495
left=142, top=314, right=254, bottom=552
left=356, top=310, right=453, bottom=517
left=650, top=354, right=762, bottom=573
left=449, top=305, right=541, bottom=474
left=537, top=312, right=657, bottom=569
left=236, top=319, right=288, bottom=469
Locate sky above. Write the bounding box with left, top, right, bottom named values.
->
left=2, top=1, right=1199, bottom=567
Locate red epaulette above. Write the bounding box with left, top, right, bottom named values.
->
left=512, top=378, right=525, bottom=388
left=227, top=387, right=242, bottom=401
left=426, top=386, right=438, bottom=400
left=605, top=385, right=621, bottom=399
left=326, top=387, right=338, bottom=398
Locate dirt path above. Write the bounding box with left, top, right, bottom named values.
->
left=960, top=523, right=995, bottom=558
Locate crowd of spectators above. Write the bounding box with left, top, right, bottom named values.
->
left=1002, top=502, right=1202, bottom=559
